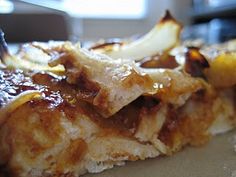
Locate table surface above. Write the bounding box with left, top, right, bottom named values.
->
left=84, top=130, right=236, bottom=177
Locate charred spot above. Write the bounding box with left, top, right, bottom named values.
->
left=191, top=89, right=208, bottom=102
left=195, top=89, right=206, bottom=97
left=184, top=47, right=209, bottom=78
left=0, top=166, right=16, bottom=177
left=159, top=10, right=182, bottom=29
left=160, top=10, right=175, bottom=23
left=137, top=96, right=161, bottom=111
left=139, top=53, right=179, bottom=69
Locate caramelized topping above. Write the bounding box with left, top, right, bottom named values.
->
left=0, top=70, right=76, bottom=117
left=184, top=47, right=209, bottom=78
left=0, top=68, right=159, bottom=137
left=0, top=70, right=42, bottom=108
left=49, top=47, right=154, bottom=117
left=139, top=53, right=179, bottom=69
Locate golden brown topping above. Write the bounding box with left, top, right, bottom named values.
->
left=184, top=47, right=209, bottom=78
left=139, top=53, right=179, bottom=69
left=0, top=69, right=87, bottom=127
left=0, top=70, right=43, bottom=125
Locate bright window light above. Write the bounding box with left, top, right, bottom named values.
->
left=62, top=0, right=147, bottom=19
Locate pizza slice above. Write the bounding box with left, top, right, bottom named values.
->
left=0, top=11, right=236, bottom=177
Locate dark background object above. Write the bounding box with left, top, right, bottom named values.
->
left=188, top=0, right=236, bottom=43
left=0, top=12, right=70, bottom=42
left=208, top=19, right=236, bottom=43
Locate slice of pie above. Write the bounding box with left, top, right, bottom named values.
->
left=0, top=11, right=236, bottom=177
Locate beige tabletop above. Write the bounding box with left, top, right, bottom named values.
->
left=84, top=130, right=236, bottom=177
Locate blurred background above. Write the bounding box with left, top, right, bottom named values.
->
left=0, top=0, right=236, bottom=44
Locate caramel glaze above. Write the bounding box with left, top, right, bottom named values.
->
left=0, top=166, right=11, bottom=177
left=0, top=69, right=44, bottom=108
left=31, top=71, right=162, bottom=137
left=139, top=53, right=179, bottom=69
left=0, top=68, right=218, bottom=157
left=0, top=69, right=160, bottom=137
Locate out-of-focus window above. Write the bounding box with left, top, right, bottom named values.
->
left=18, top=0, right=146, bottom=19
left=62, top=0, right=146, bottom=19
left=207, top=0, right=236, bottom=7
left=0, top=0, right=14, bottom=13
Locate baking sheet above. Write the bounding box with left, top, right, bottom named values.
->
left=84, top=130, right=236, bottom=177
